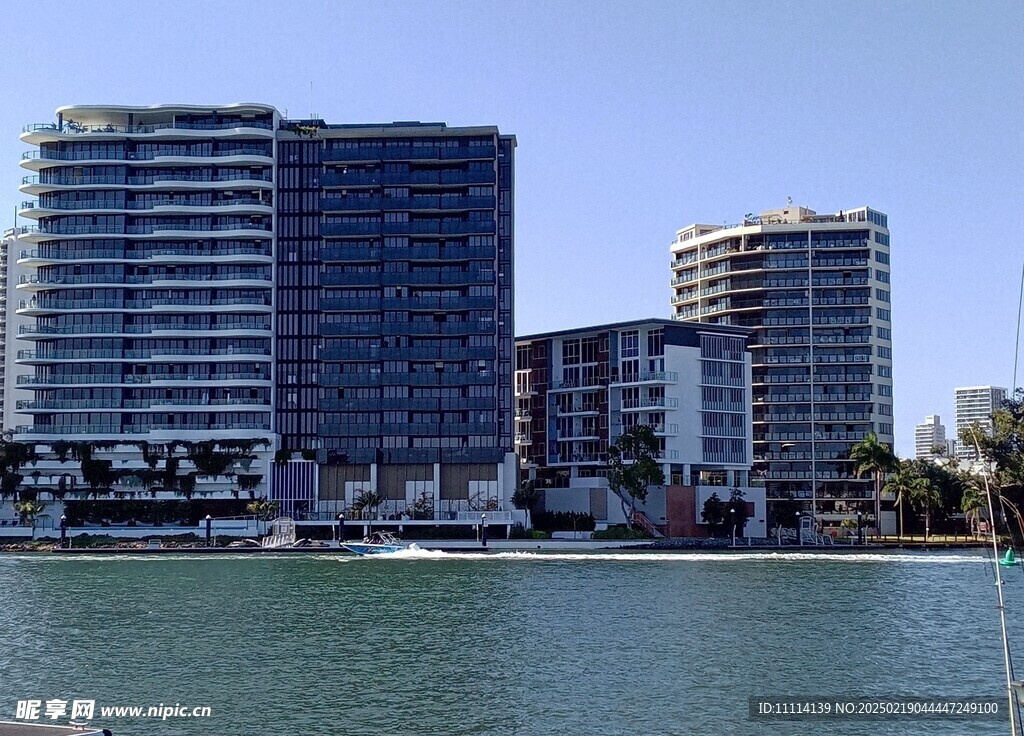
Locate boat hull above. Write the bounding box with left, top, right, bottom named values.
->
left=341, top=543, right=407, bottom=556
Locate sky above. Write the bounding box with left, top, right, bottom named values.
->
left=0, top=0, right=1021, bottom=456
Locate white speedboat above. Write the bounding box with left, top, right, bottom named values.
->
left=341, top=531, right=408, bottom=556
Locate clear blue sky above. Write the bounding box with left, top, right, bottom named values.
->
left=2, top=0, right=1021, bottom=456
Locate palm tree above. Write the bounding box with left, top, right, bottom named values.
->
left=849, top=433, right=897, bottom=533
left=884, top=462, right=928, bottom=539
left=351, top=490, right=384, bottom=519
left=13, top=499, right=46, bottom=531
left=511, top=480, right=540, bottom=529
left=246, top=498, right=279, bottom=535
left=907, top=475, right=941, bottom=541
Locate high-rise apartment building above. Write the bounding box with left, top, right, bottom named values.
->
left=669, top=205, right=894, bottom=527
left=7, top=104, right=516, bottom=525
left=274, top=119, right=517, bottom=517
left=914, top=415, right=946, bottom=459
left=18, top=104, right=277, bottom=443
left=954, top=385, right=1007, bottom=459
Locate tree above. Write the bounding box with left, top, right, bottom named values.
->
left=351, top=490, right=384, bottom=519
left=701, top=492, right=726, bottom=537
left=13, top=499, right=46, bottom=529
left=246, top=498, right=279, bottom=535
left=725, top=488, right=750, bottom=539
left=0, top=439, right=39, bottom=500
left=912, top=457, right=966, bottom=531
left=907, top=474, right=941, bottom=540
left=962, top=481, right=987, bottom=536
left=962, top=392, right=1024, bottom=547
left=607, top=425, right=665, bottom=528
left=884, top=461, right=929, bottom=539
left=969, top=393, right=1024, bottom=488
left=511, top=480, right=540, bottom=528
left=770, top=493, right=803, bottom=531
left=849, top=433, right=897, bottom=531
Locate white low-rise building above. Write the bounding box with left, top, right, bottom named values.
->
left=515, top=318, right=765, bottom=537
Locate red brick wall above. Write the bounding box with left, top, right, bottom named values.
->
left=665, top=485, right=708, bottom=538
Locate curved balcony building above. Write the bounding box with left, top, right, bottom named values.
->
left=669, top=205, right=894, bottom=529
left=16, top=104, right=278, bottom=442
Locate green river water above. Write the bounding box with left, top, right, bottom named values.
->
left=0, top=549, right=1018, bottom=735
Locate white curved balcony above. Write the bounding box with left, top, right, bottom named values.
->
left=17, top=297, right=272, bottom=317
left=17, top=322, right=271, bottom=341
left=21, top=120, right=275, bottom=145
left=13, top=423, right=272, bottom=442
left=18, top=247, right=273, bottom=267
left=17, top=398, right=270, bottom=413
left=20, top=172, right=273, bottom=196
left=20, top=149, right=274, bottom=172
left=17, top=373, right=272, bottom=389
left=18, top=198, right=273, bottom=220
left=16, top=348, right=271, bottom=364
left=18, top=223, right=273, bottom=243
left=17, top=273, right=272, bottom=292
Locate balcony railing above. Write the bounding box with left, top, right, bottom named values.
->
left=21, top=246, right=270, bottom=261
left=22, top=172, right=273, bottom=187
left=612, top=371, right=679, bottom=385
left=24, top=121, right=273, bottom=134
left=550, top=377, right=605, bottom=390
left=321, top=145, right=496, bottom=162
left=18, top=373, right=271, bottom=386
left=21, top=272, right=270, bottom=286
left=25, top=198, right=270, bottom=212
left=621, top=397, right=679, bottom=410
left=20, top=322, right=270, bottom=336
left=23, top=147, right=272, bottom=162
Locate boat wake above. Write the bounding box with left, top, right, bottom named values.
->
left=355, top=549, right=987, bottom=564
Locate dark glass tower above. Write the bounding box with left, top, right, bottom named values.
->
left=275, top=121, right=516, bottom=517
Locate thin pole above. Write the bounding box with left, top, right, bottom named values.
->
left=807, top=229, right=816, bottom=530
left=972, top=428, right=1018, bottom=736
left=1014, top=262, right=1024, bottom=392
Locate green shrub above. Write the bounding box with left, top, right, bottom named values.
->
left=592, top=526, right=652, bottom=540
left=509, top=524, right=551, bottom=539
left=531, top=510, right=596, bottom=533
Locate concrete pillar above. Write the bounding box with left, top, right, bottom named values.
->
left=432, top=462, right=441, bottom=519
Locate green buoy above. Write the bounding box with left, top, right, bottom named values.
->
left=999, top=549, right=1020, bottom=567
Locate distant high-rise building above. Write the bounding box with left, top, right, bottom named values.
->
left=914, top=415, right=946, bottom=459
left=954, top=386, right=1007, bottom=459
left=669, top=204, right=893, bottom=528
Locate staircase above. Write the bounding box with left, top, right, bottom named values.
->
left=631, top=511, right=665, bottom=538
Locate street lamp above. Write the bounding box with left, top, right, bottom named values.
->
left=205, top=514, right=212, bottom=547
left=796, top=511, right=803, bottom=547
left=337, top=513, right=346, bottom=545
left=856, top=510, right=863, bottom=546
left=59, top=514, right=67, bottom=549
left=730, top=507, right=736, bottom=547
